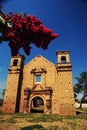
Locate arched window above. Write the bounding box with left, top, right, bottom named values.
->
left=61, top=56, right=66, bottom=63
left=13, top=59, right=18, bottom=66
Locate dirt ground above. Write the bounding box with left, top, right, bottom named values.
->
left=0, top=114, right=87, bottom=130
left=0, top=106, right=87, bottom=130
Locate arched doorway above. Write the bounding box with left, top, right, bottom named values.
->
left=30, top=96, right=44, bottom=113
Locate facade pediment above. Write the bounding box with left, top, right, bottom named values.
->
left=25, top=55, right=55, bottom=68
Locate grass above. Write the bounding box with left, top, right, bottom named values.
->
left=48, top=125, right=59, bottom=130
left=20, top=113, right=62, bottom=122
left=75, top=108, right=87, bottom=120
left=67, top=122, right=76, bottom=129
left=0, top=107, right=87, bottom=130
left=0, top=108, right=87, bottom=122
left=82, top=107, right=87, bottom=112
left=5, top=113, right=63, bottom=122
left=7, top=117, right=16, bottom=123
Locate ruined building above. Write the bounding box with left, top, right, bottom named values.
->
left=2, top=51, right=76, bottom=116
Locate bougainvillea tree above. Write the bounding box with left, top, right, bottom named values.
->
left=0, top=9, right=58, bottom=56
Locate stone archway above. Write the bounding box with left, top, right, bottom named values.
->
left=30, top=96, right=44, bottom=113
left=23, top=87, right=53, bottom=114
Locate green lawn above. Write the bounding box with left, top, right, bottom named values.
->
left=0, top=107, right=87, bottom=130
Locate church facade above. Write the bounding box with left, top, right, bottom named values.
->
left=2, top=50, right=76, bottom=116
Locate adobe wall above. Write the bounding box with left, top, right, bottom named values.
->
left=2, top=51, right=76, bottom=116
left=19, top=55, right=56, bottom=113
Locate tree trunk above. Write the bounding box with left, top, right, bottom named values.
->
left=79, top=100, right=82, bottom=109
left=79, top=94, right=87, bottom=109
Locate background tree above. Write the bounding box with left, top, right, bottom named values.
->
left=74, top=85, right=78, bottom=101
left=0, top=89, right=5, bottom=106
left=1, top=89, right=5, bottom=98
left=75, top=71, right=87, bottom=109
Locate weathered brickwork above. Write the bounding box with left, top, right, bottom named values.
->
left=2, top=51, right=76, bottom=116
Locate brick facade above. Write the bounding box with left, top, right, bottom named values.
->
left=2, top=51, right=76, bottom=116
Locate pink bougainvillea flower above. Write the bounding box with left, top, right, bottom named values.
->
left=0, top=11, right=58, bottom=56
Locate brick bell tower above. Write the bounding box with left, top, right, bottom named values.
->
left=2, top=55, right=25, bottom=113
left=56, top=51, right=76, bottom=116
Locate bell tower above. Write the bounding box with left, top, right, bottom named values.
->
left=2, top=55, right=25, bottom=113
left=56, top=51, right=76, bottom=116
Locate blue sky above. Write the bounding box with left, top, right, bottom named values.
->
left=0, top=0, right=87, bottom=98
